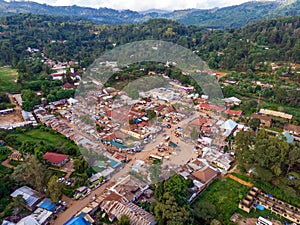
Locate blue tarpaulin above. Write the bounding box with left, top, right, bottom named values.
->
left=256, top=204, right=265, bottom=211
left=38, top=198, right=55, bottom=211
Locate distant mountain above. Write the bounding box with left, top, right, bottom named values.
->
left=0, top=0, right=299, bottom=28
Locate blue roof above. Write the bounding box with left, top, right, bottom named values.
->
left=169, top=141, right=178, bottom=148
left=109, top=159, right=122, bottom=168
left=38, top=198, right=55, bottom=211
left=64, top=216, right=90, bottom=225
left=283, top=132, right=294, bottom=143
left=110, top=140, right=127, bottom=149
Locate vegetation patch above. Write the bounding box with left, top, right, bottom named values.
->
left=0, top=67, right=18, bottom=93
left=192, top=178, right=249, bottom=224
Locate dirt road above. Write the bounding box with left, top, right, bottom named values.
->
left=54, top=112, right=201, bottom=224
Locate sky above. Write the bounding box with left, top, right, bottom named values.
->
left=15, top=0, right=253, bottom=11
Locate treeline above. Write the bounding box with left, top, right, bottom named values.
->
left=235, top=129, right=300, bottom=203
left=0, top=14, right=299, bottom=73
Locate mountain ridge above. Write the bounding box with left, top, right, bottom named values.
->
left=0, top=0, right=299, bottom=28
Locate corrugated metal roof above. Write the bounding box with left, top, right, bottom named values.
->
left=10, top=186, right=42, bottom=208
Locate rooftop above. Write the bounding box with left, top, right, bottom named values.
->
left=192, top=166, right=218, bottom=183
left=10, top=186, right=43, bottom=208
left=42, top=152, right=68, bottom=164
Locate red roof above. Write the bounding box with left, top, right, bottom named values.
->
left=105, top=133, right=116, bottom=141
left=69, top=72, right=80, bottom=77
left=191, top=117, right=208, bottom=126
left=63, top=83, right=75, bottom=89
left=192, top=167, right=218, bottom=183
left=225, top=109, right=243, bottom=116
left=200, top=103, right=224, bottom=112
left=43, top=152, right=68, bottom=164
left=138, top=121, right=149, bottom=127
left=106, top=110, right=112, bottom=117
left=51, top=73, right=64, bottom=77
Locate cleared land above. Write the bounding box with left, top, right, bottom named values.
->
left=0, top=111, right=23, bottom=124
left=0, top=67, right=18, bottom=93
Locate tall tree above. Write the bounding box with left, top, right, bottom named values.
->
left=11, top=155, right=50, bottom=192
left=47, top=175, right=63, bottom=202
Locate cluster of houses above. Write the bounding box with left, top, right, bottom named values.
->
left=67, top=175, right=156, bottom=225
left=178, top=158, right=219, bottom=202
left=3, top=186, right=66, bottom=225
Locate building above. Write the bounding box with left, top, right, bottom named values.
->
left=223, top=97, right=242, bottom=106
left=251, top=113, right=272, bottom=127
left=0, top=108, right=14, bottom=115
left=284, top=124, right=300, bottom=136
left=42, top=152, right=69, bottom=167
left=63, top=83, right=75, bottom=90
left=191, top=166, right=218, bottom=185
left=225, top=109, right=243, bottom=117
left=64, top=212, right=93, bottom=225
left=10, top=186, right=43, bottom=211
left=99, top=191, right=156, bottom=225
left=259, top=109, right=293, bottom=120
left=220, top=119, right=238, bottom=137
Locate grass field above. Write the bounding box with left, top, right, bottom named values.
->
left=192, top=177, right=286, bottom=224
left=192, top=178, right=250, bottom=224
left=7, top=127, right=78, bottom=152
left=0, top=67, right=18, bottom=93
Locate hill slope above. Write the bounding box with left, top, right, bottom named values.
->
left=0, top=0, right=300, bottom=28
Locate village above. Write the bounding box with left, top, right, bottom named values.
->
left=0, top=55, right=299, bottom=225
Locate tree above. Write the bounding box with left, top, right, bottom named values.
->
left=73, top=158, right=88, bottom=174
left=163, top=174, right=187, bottom=206
left=146, top=109, right=156, bottom=121
left=193, top=201, right=217, bottom=223
left=286, top=144, right=300, bottom=174
left=117, top=214, right=131, bottom=225
left=190, top=127, right=199, bottom=140
left=11, top=155, right=50, bottom=192
left=10, top=194, right=27, bottom=216
left=249, top=118, right=260, bottom=131
left=19, top=140, right=36, bottom=157
left=47, top=175, right=63, bottom=202
left=152, top=192, right=189, bottom=225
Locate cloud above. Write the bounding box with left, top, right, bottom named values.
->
left=21, top=0, right=251, bottom=11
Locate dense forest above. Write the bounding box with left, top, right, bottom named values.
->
left=0, top=14, right=299, bottom=72
left=0, top=0, right=300, bottom=28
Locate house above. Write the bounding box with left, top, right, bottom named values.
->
left=199, top=103, right=223, bottom=113
left=284, top=124, right=300, bottom=136
left=99, top=191, right=156, bottom=225
left=9, top=151, right=23, bottom=161
left=223, top=97, right=242, bottom=106
left=259, top=109, right=293, bottom=120
left=220, top=119, right=238, bottom=137
left=51, top=73, right=63, bottom=80
left=63, top=83, right=75, bottom=90
left=0, top=108, right=14, bottom=115
left=251, top=113, right=272, bottom=127
left=225, top=109, right=243, bottom=117
left=10, top=186, right=43, bottom=211
left=64, top=212, right=93, bottom=225
left=42, top=152, right=69, bottom=167
left=191, top=166, right=218, bottom=185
